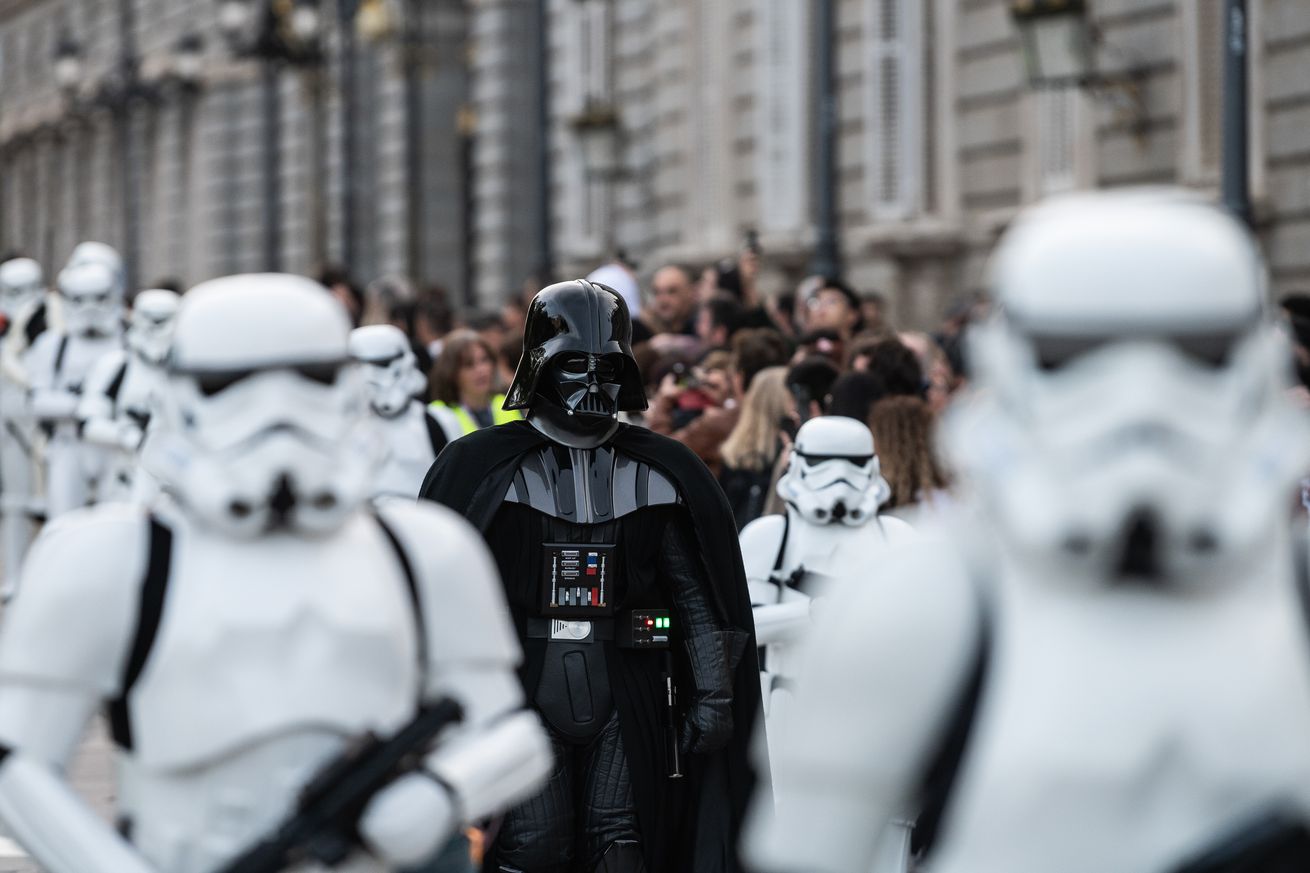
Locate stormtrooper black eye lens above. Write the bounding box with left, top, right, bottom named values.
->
left=1032, top=336, right=1107, bottom=371
left=799, top=453, right=873, bottom=466
left=297, top=363, right=340, bottom=385
left=197, top=370, right=254, bottom=396
left=1171, top=332, right=1236, bottom=368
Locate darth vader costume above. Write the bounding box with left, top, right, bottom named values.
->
left=420, top=280, right=763, bottom=873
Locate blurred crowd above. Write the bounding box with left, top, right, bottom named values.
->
left=328, top=249, right=988, bottom=532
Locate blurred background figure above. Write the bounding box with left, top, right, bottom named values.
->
left=27, top=245, right=127, bottom=520
left=0, top=257, right=46, bottom=598
left=428, top=328, right=522, bottom=442
left=868, top=395, right=951, bottom=522
left=719, top=366, right=795, bottom=530
left=645, top=265, right=699, bottom=336
left=350, top=324, right=449, bottom=500
left=78, top=288, right=180, bottom=503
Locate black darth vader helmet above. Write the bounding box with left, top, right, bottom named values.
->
left=504, top=279, right=648, bottom=413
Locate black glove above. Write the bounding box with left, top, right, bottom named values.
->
left=680, top=630, right=743, bottom=755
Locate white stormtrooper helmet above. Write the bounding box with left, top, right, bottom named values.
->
left=777, top=416, right=891, bottom=526
left=147, top=274, right=381, bottom=538
left=56, top=261, right=125, bottom=338
left=349, top=324, right=427, bottom=418
left=0, top=257, right=44, bottom=320
left=65, top=241, right=127, bottom=296
left=126, top=289, right=181, bottom=365
left=944, top=188, right=1310, bottom=584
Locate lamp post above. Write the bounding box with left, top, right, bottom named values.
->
left=570, top=101, right=625, bottom=255
left=218, top=0, right=324, bottom=272
left=1222, top=0, right=1251, bottom=227
left=338, top=0, right=361, bottom=272
left=809, top=0, right=840, bottom=279
left=1010, top=0, right=1149, bottom=137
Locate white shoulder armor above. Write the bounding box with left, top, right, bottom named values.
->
left=0, top=505, right=149, bottom=695
left=741, top=514, right=786, bottom=588
left=375, top=501, right=523, bottom=724
left=745, top=533, right=986, bottom=873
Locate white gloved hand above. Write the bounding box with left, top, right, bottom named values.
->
left=358, top=772, right=456, bottom=868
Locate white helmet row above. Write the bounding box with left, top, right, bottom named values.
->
left=349, top=324, right=427, bottom=418
left=777, top=416, right=891, bottom=526
left=943, top=188, right=1310, bottom=584
left=146, top=274, right=381, bottom=537
left=126, top=289, right=181, bottom=365
left=0, top=257, right=44, bottom=319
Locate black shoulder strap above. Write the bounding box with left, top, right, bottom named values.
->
left=1291, top=534, right=1310, bottom=640
left=108, top=515, right=174, bottom=750
left=375, top=514, right=429, bottom=694
left=911, top=583, right=993, bottom=859
left=105, top=360, right=128, bottom=405
left=772, top=512, right=791, bottom=573
left=23, top=302, right=45, bottom=345
left=423, top=409, right=449, bottom=459
left=53, top=333, right=70, bottom=379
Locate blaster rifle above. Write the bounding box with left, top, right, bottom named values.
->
left=214, top=697, right=465, bottom=873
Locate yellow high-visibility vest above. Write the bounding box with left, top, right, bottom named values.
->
left=430, top=394, right=521, bottom=436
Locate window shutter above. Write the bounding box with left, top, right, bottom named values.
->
left=1196, top=1, right=1224, bottom=176
left=867, top=0, right=921, bottom=220
left=756, top=0, right=808, bottom=233
left=1036, top=86, right=1078, bottom=193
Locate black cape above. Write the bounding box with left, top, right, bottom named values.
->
left=420, top=420, right=765, bottom=873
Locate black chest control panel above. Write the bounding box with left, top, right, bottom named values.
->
left=541, top=542, right=617, bottom=618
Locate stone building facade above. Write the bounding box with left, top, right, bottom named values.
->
left=0, top=0, right=470, bottom=297
left=471, top=0, right=1310, bottom=327
left=2, top=1, right=1308, bottom=325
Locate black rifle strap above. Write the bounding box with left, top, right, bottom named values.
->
left=771, top=512, right=790, bottom=573
left=374, top=515, right=429, bottom=695
left=105, top=359, right=128, bottom=405
left=108, top=515, right=174, bottom=750
left=911, top=579, right=993, bottom=859
left=53, top=334, right=69, bottom=380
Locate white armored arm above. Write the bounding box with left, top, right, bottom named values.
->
left=752, top=598, right=813, bottom=647
left=376, top=503, right=551, bottom=822
left=743, top=538, right=985, bottom=873
left=0, top=507, right=158, bottom=873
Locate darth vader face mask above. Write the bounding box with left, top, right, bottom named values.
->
left=542, top=351, right=627, bottom=419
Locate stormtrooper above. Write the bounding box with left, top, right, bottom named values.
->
left=348, top=324, right=448, bottom=500
left=745, top=190, right=1310, bottom=873
left=26, top=243, right=129, bottom=517
left=79, top=289, right=181, bottom=502
left=741, top=416, right=916, bottom=873
left=0, top=273, right=552, bottom=873
left=421, top=279, right=762, bottom=873
left=0, top=257, right=47, bottom=596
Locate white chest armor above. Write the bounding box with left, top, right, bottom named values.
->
left=118, top=513, right=420, bottom=873
left=371, top=403, right=440, bottom=500
left=931, top=546, right=1310, bottom=873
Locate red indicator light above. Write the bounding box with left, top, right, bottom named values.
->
left=646, top=619, right=654, bottom=627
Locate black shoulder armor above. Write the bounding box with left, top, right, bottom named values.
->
left=505, top=444, right=680, bottom=523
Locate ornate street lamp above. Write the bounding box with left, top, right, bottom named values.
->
left=1009, top=0, right=1094, bottom=87
left=53, top=33, right=85, bottom=98
left=171, top=33, right=207, bottom=89
left=570, top=101, right=623, bottom=183
left=1009, top=0, right=1147, bottom=133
